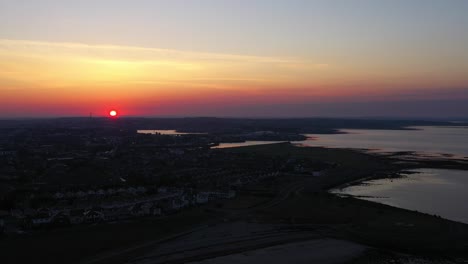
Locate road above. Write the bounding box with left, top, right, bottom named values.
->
left=127, top=222, right=322, bottom=264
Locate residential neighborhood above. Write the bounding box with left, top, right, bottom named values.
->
left=0, top=121, right=328, bottom=234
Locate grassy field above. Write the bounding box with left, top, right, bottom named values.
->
left=224, top=143, right=468, bottom=256
left=256, top=192, right=468, bottom=256
left=221, top=142, right=401, bottom=189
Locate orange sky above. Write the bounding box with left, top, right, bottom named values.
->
left=1, top=39, right=466, bottom=117
left=1, top=1, right=467, bottom=117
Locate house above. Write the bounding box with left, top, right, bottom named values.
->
left=207, top=190, right=236, bottom=200
left=130, top=202, right=152, bottom=217
left=128, top=187, right=138, bottom=194
left=160, top=198, right=183, bottom=213
left=136, top=186, right=147, bottom=194
left=104, top=206, right=131, bottom=221
left=158, top=187, right=168, bottom=193
left=171, top=198, right=184, bottom=211
left=230, top=179, right=244, bottom=187
left=51, top=212, right=70, bottom=226
left=0, top=150, right=15, bottom=156
left=150, top=206, right=162, bottom=216
left=0, top=210, right=9, bottom=234
left=31, top=212, right=52, bottom=226
left=195, top=193, right=209, bottom=204
left=69, top=209, right=85, bottom=224
left=54, top=192, right=65, bottom=199
left=76, top=191, right=87, bottom=198
left=181, top=195, right=190, bottom=207
left=84, top=208, right=104, bottom=223
left=10, top=209, right=24, bottom=218
left=169, top=149, right=184, bottom=155
left=107, top=189, right=116, bottom=195
left=312, top=171, right=323, bottom=177
left=117, top=188, right=127, bottom=194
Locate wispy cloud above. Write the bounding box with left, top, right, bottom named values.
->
left=0, top=39, right=332, bottom=91
left=0, top=39, right=301, bottom=64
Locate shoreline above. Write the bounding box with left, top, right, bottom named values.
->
left=2, top=142, right=468, bottom=263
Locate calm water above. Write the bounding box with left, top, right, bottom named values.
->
left=212, top=126, right=468, bottom=223
left=139, top=127, right=468, bottom=223
left=212, top=141, right=286, bottom=149
left=137, top=130, right=203, bottom=135
left=213, top=126, right=468, bottom=158
left=298, top=126, right=468, bottom=158
left=331, top=169, right=468, bottom=224
left=309, top=126, right=468, bottom=223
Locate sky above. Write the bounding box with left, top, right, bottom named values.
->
left=0, top=0, right=467, bottom=118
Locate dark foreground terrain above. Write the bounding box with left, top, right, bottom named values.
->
left=1, top=143, right=467, bottom=264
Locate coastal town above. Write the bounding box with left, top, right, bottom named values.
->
left=0, top=118, right=325, bottom=234
left=1, top=118, right=468, bottom=264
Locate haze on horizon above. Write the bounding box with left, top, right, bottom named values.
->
left=1, top=0, right=467, bottom=118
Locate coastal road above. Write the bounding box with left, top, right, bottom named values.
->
left=126, top=222, right=328, bottom=264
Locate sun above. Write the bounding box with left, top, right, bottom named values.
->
left=109, top=110, right=118, bottom=117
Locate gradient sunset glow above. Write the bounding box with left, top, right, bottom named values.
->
left=1, top=0, right=467, bottom=118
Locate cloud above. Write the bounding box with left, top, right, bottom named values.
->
left=0, top=39, right=299, bottom=64
left=0, top=39, right=333, bottom=91
left=1, top=39, right=466, bottom=118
